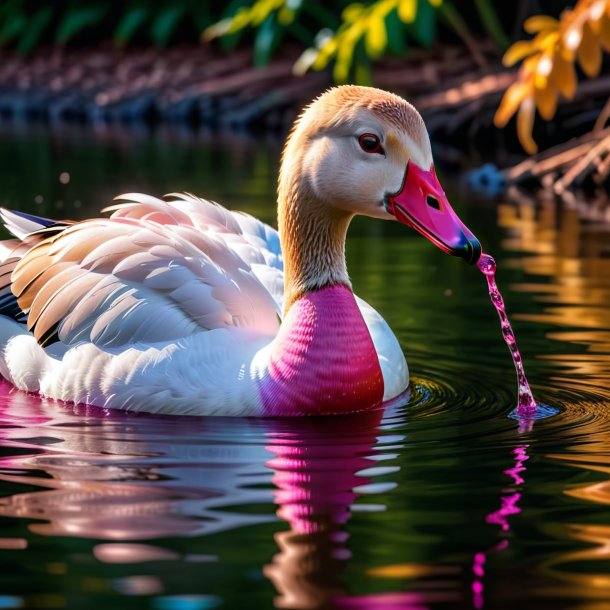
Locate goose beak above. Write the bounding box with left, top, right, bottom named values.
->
left=385, top=163, right=481, bottom=265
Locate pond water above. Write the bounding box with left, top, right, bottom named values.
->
left=0, top=123, right=609, bottom=610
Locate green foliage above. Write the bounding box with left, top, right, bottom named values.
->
left=56, top=4, right=108, bottom=44
left=0, top=1, right=227, bottom=53
left=205, top=0, right=513, bottom=83
left=0, top=0, right=511, bottom=82
left=206, top=0, right=444, bottom=83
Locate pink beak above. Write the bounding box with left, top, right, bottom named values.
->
left=385, top=163, right=481, bottom=265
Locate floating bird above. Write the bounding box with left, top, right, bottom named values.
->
left=0, top=86, right=480, bottom=416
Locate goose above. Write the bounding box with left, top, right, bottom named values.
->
left=0, top=85, right=480, bottom=416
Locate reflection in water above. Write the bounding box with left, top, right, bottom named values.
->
left=0, top=384, right=429, bottom=609
left=472, top=444, right=529, bottom=609
left=264, top=412, right=384, bottom=610
left=498, top=190, right=610, bottom=607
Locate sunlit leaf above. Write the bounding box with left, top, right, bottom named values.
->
left=596, top=13, right=610, bottom=51
left=342, top=3, right=365, bottom=24
left=251, top=0, right=278, bottom=26
left=577, top=21, right=602, bottom=76
left=278, top=7, right=295, bottom=26
left=365, top=13, right=387, bottom=57
left=494, top=81, right=530, bottom=127
left=564, top=24, right=583, bottom=52
left=516, top=98, right=538, bottom=154
left=523, top=15, right=559, bottom=34
left=550, top=52, right=577, bottom=99
left=293, top=47, right=318, bottom=75
left=503, top=40, right=534, bottom=67
left=534, top=84, right=558, bottom=120
left=312, top=38, right=338, bottom=70
left=398, top=0, right=417, bottom=23
left=222, top=9, right=252, bottom=37
left=334, top=25, right=360, bottom=82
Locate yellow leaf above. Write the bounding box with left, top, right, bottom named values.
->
left=550, top=51, right=577, bottom=98
left=293, top=47, right=318, bottom=75
left=398, top=0, right=417, bottom=23
left=494, top=81, right=530, bottom=127
left=534, top=84, right=558, bottom=120
left=532, top=29, right=559, bottom=51
left=577, top=21, right=602, bottom=76
left=334, top=26, right=361, bottom=82
left=342, top=3, right=365, bottom=23
left=524, top=15, right=559, bottom=34
left=532, top=52, right=551, bottom=89
left=312, top=38, right=338, bottom=71
left=428, top=0, right=443, bottom=7
left=278, top=7, right=295, bottom=26
left=251, top=0, right=276, bottom=26
left=517, top=98, right=538, bottom=154
left=202, top=18, right=232, bottom=41
left=503, top=40, right=534, bottom=67
left=564, top=24, right=582, bottom=52
left=365, top=14, right=387, bottom=58
left=596, top=13, right=610, bottom=52
left=226, top=10, right=252, bottom=34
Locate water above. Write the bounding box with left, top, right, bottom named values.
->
left=477, top=253, right=537, bottom=412
left=0, top=123, right=608, bottom=609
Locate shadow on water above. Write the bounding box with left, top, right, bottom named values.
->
left=0, top=124, right=608, bottom=609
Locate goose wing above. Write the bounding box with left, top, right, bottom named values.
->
left=3, top=194, right=282, bottom=348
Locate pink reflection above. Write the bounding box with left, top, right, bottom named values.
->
left=472, top=445, right=529, bottom=609
left=0, top=386, right=416, bottom=608
left=334, top=592, right=432, bottom=609
left=264, top=411, right=391, bottom=610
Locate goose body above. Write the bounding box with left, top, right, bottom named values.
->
left=0, top=86, right=480, bottom=416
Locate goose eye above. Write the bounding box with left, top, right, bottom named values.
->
left=358, top=133, right=384, bottom=154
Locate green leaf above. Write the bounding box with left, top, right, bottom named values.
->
left=17, top=6, right=52, bottom=54
left=192, top=4, right=213, bottom=30
left=56, top=5, right=108, bottom=44
left=406, top=0, right=435, bottom=48
left=151, top=5, right=186, bottom=47
left=301, top=2, right=339, bottom=28
left=473, top=0, right=509, bottom=52
left=0, top=11, right=26, bottom=44
left=287, top=20, right=314, bottom=46
left=354, top=38, right=372, bottom=85
left=114, top=6, right=149, bottom=46
left=254, top=13, right=283, bottom=67
left=386, top=9, right=407, bottom=56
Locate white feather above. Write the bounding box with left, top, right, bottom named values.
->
left=0, top=193, right=408, bottom=415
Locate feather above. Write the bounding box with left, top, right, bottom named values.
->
left=0, top=196, right=281, bottom=348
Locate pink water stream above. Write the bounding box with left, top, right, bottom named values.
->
left=477, top=253, right=537, bottom=413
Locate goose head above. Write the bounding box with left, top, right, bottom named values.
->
left=278, top=85, right=481, bottom=309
